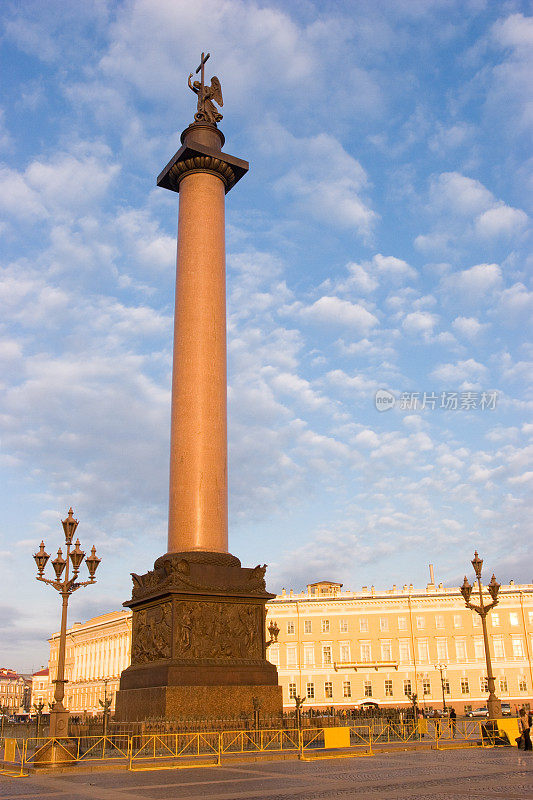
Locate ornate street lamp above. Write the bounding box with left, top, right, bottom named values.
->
left=460, top=551, right=501, bottom=719
left=434, top=663, right=448, bottom=713
left=33, top=508, right=101, bottom=737
left=266, top=619, right=280, bottom=647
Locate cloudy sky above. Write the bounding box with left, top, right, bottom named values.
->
left=1, top=0, right=531, bottom=672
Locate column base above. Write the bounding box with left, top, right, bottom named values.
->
left=115, top=550, right=282, bottom=722
left=115, top=684, right=283, bottom=722
left=49, top=709, right=69, bottom=738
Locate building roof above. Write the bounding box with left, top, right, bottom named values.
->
left=308, top=581, right=343, bottom=587
left=32, top=668, right=49, bottom=677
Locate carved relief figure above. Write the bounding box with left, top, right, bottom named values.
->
left=131, top=602, right=172, bottom=664
left=174, top=601, right=262, bottom=661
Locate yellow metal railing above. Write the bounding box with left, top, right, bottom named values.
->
left=1, top=738, right=27, bottom=777
left=0, top=719, right=517, bottom=777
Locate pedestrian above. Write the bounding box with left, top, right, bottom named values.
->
left=433, top=708, right=441, bottom=738
left=518, top=707, right=532, bottom=751
left=449, top=707, right=457, bottom=738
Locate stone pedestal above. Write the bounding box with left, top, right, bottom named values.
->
left=115, top=551, right=282, bottom=721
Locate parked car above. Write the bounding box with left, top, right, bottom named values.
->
left=501, top=703, right=512, bottom=716
left=467, top=706, right=488, bottom=717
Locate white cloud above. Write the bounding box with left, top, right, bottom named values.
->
left=441, top=263, right=502, bottom=299
left=299, top=296, right=379, bottom=333
left=431, top=358, right=489, bottom=386
left=418, top=172, right=529, bottom=250
left=496, top=282, right=533, bottom=319
left=402, top=311, right=438, bottom=339
left=452, top=316, right=488, bottom=339
left=0, top=147, right=119, bottom=221
left=372, top=253, right=417, bottom=281
left=430, top=172, right=494, bottom=217
left=490, top=13, right=533, bottom=134
left=475, top=204, right=528, bottom=237
left=274, top=132, right=377, bottom=240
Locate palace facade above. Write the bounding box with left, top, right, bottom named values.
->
left=44, top=574, right=533, bottom=715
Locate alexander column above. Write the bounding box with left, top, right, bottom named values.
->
left=115, top=55, right=282, bottom=721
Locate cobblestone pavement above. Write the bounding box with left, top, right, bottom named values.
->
left=0, top=748, right=532, bottom=800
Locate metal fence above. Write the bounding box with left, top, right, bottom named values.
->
left=2, top=719, right=514, bottom=777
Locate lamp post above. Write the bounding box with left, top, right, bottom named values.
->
left=33, top=700, right=46, bottom=738
left=99, top=679, right=112, bottom=736
left=460, top=551, right=501, bottom=720
left=33, top=508, right=101, bottom=737
left=434, top=663, right=447, bottom=713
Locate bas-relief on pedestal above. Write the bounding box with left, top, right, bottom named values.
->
left=115, top=553, right=281, bottom=720
left=115, top=54, right=282, bottom=721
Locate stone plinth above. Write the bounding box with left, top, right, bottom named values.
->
left=115, top=551, right=282, bottom=721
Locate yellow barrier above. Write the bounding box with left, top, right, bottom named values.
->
left=1, top=738, right=27, bottom=778
left=24, top=736, right=131, bottom=767
left=324, top=727, right=350, bottom=749
left=1, top=718, right=519, bottom=778
left=496, top=718, right=520, bottom=747
left=129, top=732, right=220, bottom=771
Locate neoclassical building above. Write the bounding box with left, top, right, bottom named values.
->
left=45, top=574, right=533, bottom=715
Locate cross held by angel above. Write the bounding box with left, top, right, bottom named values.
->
left=188, top=51, right=223, bottom=125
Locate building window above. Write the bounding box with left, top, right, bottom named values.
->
left=480, top=676, right=488, bottom=692
left=435, top=615, right=444, bottom=629
left=325, top=681, right=333, bottom=699
left=491, top=612, right=500, bottom=627
left=529, top=611, right=533, bottom=626
left=287, top=622, right=295, bottom=635
left=384, top=679, right=393, bottom=697
left=344, top=681, right=352, bottom=698
left=340, top=643, right=350, bottom=663
left=453, top=614, right=462, bottom=628
left=443, top=679, right=450, bottom=695
left=359, top=618, right=368, bottom=633
left=455, top=639, right=467, bottom=662
left=436, top=639, right=448, bottom=661
left=303, top=644, right=315, bottom=666
left=322, top=646, right=332, bottom=665
left=399, top=640, right=411, bottom=664
left=423, top=679, right=431, bottom=696
left=493, top=637, right=505, bottom=659
left=381, top=641, right=392, bottom=661
left=499, top=677, right=508, bottom=693
left=519, top=677, right=527, bottom=692
left=269, top=645, right=279, bottom=665
left=417, top=639, right=429, bottom=663
left=474, top=637, right=484, bottom=660
left=403, top=679, right=412, bottom=696
left=321, top=619, right=330, bottom=634
left=304, top=620, right=312, bottom=634
left=362, top=680, right=371, bottom=697
left=339, top=619, right=348, bottom=633
left=379, top=617, right=389, bottom=632
left=286, top=645, right=297, bottom=667
left=512, top=636, right=524, bottom=658
left=398, top=617, right=407, bottom=631
left=416, top=616, right=424, bottom=630
left=306, top=682, right=315, bottom=700
left=288, top=683, right=297, bottom=699
left=472, top=614, right=481, bottom=627
left=510, top=612, right=519, bottom=627
left=460, top=678, right=470, bottom=694
left=360, top=642, right=371, bottom=662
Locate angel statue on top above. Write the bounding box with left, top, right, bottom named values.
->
left=188, top=71, right=223, bottom=124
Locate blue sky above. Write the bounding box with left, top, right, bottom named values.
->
left=0, top=0, right=531, bottom=672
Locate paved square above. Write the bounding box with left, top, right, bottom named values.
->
left=1, top=749, right=532, bottom=800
